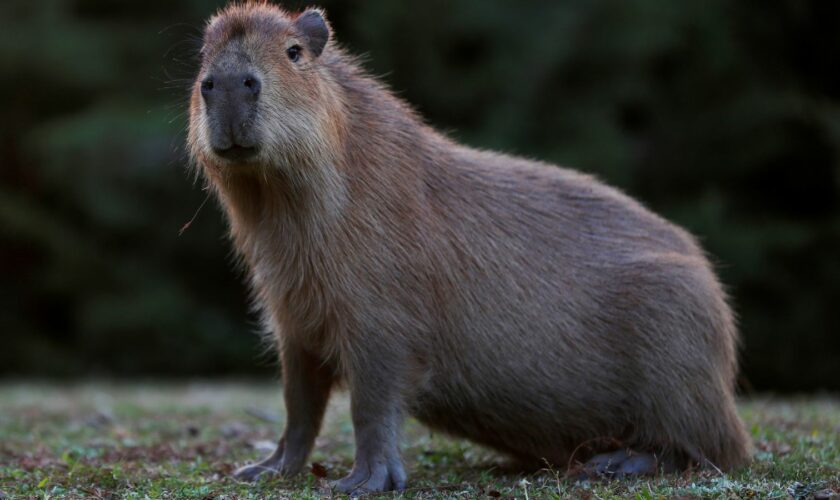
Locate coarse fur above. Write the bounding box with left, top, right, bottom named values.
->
left=188, top=1, right=751, bottom=492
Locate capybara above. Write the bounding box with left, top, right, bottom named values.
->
left=187, top=2, right=751, bottom=493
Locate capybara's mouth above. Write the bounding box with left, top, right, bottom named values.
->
left=213, top=144, right=258, bottom=162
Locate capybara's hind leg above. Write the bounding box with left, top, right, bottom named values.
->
left=579, top=449, right=676, bottom=480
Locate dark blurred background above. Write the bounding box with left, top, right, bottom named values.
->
left=1, top=0, right=838, bottom=392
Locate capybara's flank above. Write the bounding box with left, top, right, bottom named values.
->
left=187, top=2, right=751, bottom=493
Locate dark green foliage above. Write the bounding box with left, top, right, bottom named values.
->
left=1, top=0, right=838, bottom=390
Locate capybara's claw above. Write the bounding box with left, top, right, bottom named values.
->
left=233, top=462, right=278, bottom=482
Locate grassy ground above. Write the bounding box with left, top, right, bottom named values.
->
left=0, top=382, right=837, bottom=499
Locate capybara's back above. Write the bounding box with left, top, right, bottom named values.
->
left=188, top=3, right=750, bottom=493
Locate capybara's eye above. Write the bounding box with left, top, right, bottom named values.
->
left=287, top=45, right=302, bottom=62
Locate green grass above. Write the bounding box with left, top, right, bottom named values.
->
left=0, top=382, right=837, bottom=499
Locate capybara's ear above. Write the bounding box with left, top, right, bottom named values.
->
left=294, top=9, right=330, bottom=58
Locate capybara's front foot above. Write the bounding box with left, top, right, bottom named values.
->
left=332, top=457, right=407, bottom=494
left=233, top=458, right=282, bottom=482
left=233, top=438, right=306, bottom=482
left=580, top=449, right=669, bottom=480
left=233, top=458, right=305, bottom=482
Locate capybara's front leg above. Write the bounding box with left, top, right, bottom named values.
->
left=333, top=362, right=407, bottom=494
left=234, top=340, right=334, bottom=481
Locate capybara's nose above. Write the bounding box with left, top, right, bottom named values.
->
left=201, top=72, right=261, bottom=160
left=201, top=72, right=261, bottom=102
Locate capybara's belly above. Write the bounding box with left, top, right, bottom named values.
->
left=405, top=370, right=588, bottom=462
left=407, top=384, right=535, bottom=457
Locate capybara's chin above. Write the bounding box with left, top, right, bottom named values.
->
left=187, top=3, right=750, bottom=493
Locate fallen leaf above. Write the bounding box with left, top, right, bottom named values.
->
left=311, top=462, right=328, bottom=478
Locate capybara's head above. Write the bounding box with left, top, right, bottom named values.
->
left=189, top=3, right=338, bottom=171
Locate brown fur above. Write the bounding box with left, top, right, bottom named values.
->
left=188, top=2, right=751, bottom=492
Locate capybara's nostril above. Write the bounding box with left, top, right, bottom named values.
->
left=243, top=76, right=261, bottom=96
